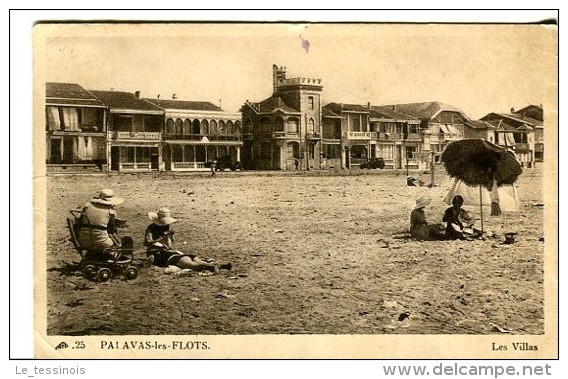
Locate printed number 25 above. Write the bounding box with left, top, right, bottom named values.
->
left=75, top=341, right=85, bottom=349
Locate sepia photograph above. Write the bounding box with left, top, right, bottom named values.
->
left=32, top=19, right=558, bottom=359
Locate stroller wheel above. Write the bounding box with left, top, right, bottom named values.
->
left=96, top=268, right=112, bottom=282
left=124, top=266, right=139, bottom=280
left=83, top=265, right=97, bottom=279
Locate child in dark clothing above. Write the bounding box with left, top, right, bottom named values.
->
left=443, top=195, right=468, bottom=240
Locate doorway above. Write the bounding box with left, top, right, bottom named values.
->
left=111, top=146, right=120, bottom=171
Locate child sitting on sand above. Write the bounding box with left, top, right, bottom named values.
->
left=145, top=207, right=232, bottom=273
left=409, top=196, right=447, bottom=241
left=442, top=195, right=481, bottom=240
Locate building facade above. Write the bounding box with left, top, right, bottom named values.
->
left=241, top=65, right=323, bottom=170
left=322, top=103, right=372, bottom=169
left=90, top=90, right=165, bottom=172
left=377, top=102, right=469, bottom=165
left=513, top=105, right=544, bottom=162
left=464, top=120, right=497, bottom=144
left=144, top=99, right=242, bottom=171
left=480, top=111, right=536, bottom=168
left=45, top=83, right=107, bottom=170
left=370, top=106, right=422, bottom=170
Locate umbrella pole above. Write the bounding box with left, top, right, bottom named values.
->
left=479, top=185, right=484, bottom=234
left=430, top=152, right=435, bottom=186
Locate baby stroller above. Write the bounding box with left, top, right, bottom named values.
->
left=67, top=209, right=139, bottom=282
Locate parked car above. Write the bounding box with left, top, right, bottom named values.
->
left=360, top=157, right=385, bottom=169
left=214, top=155, right=243, bottom=171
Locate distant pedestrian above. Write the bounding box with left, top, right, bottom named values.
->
left=294, top=159, right=299, bottom=170
left=210, top=160, right=217, bottom=177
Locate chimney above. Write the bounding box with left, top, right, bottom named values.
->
left=510, top=107, right=515, bottom=113
left=134, top=91, right=140, bottom=98
left=172, top=93, right=177, bottom=99
left=157, top=94, right=160, bottom=99
left=367, top=102, right=371, bottom=110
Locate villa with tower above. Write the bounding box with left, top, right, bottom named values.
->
left=240, top=65, right=323, bottom=171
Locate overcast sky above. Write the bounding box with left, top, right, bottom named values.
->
left=38, top=23, right=557, bottom=119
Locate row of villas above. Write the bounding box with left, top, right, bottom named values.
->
left=240, top=65, right=543, bottom=171
left=45, top=66, right=543, bottom=172
left=46, top=83, right=242, bottom=172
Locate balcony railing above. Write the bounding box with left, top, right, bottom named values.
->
left=171, top=161, right=209, bottom=171
left=405, top=133, right=422, bottom=141
left=111, top=131, right=161, bottom=140
left=164, top=134, right=241, bottom=141
left=347, top=132, right=377, bottom=140
left=47, top=122, right=104, bottom=133
left=306, top=132, right=322, bottom=140
left=119, top=162, right=153, bottom=171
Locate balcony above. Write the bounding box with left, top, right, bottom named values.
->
left=405, top=133, right=422, bottom=141
left=47, top=122, right=104, bottom=134
left=347, top=132, right=377, bottom=140
left=306, top=132, right=322, bottom=140
left=111, top=131, right=161, bottom=140
left=272, top=131, right=287, bottom=139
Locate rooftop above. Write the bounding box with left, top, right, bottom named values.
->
left=377, top=101, right=470, bottom=121
left=90, top=90, right=163, bottom=112
left=46, top=82, right=105, bottom=107
left=145, top=98, right=223, bottom=112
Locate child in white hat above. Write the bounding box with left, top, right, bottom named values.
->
left=144, top=207, right=232, bottom=272
left=409, top=196, right=447, bottom=241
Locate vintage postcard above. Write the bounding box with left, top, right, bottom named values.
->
left=33, top=21, right=558, bottom=359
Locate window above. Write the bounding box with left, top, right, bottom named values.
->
left=287, top=142, right=299, bottom=159
left=309, top=144, right=315, bottom=159
left=166, top=118, right=175, bottom=134
left=323, top=144, right=340, bottom=159
left=209, top=120, right=218, bottom=136
left=274, top=117, right=284, bottom=132
left=184, top=146, right=195, bottom=162
left=410, top=124, right=419, bottom=134
left=115, top=116, right=132, bottom=132
left=137, top=147, right=150, bottom=163
left=308, top=96, right=314, bottom=109
left=350, top=114, right=361, bottom=132
left=260, top=142, right=272, bottom=159
left=308, top=118, right=315, bottom=134
left=200, top=120, right=209, bottom=135
left=234, top=121, right=242, bottom=136
left=381, top=145, right=394, bottom=160
left=192, top=119, right=201, bottom=135
left=183, top=119, right=192, bottom=135
left=171, top=146, right=183, bottom=162
left=175, top=119, right=183, bottom=134
left=260, top=117, right=271, bottom=133
left=405, top=146, right=416, bottom=159
left=287, top=118, right=299, bottom=134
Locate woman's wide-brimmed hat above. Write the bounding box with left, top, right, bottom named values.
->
left=414, top=196, right=432, bottom=210
left=148, top=207, right=177, bottom=226
left=90, top=188, right=124, bottom=206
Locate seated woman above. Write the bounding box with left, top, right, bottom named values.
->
left=410, top=196, right=447, bottom=241
left=77, top=188, right=126, bottom=260
left=145, top=208, right=232, bottom=273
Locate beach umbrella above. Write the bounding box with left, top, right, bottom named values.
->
left=440, top=139, right=522, bottom=232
